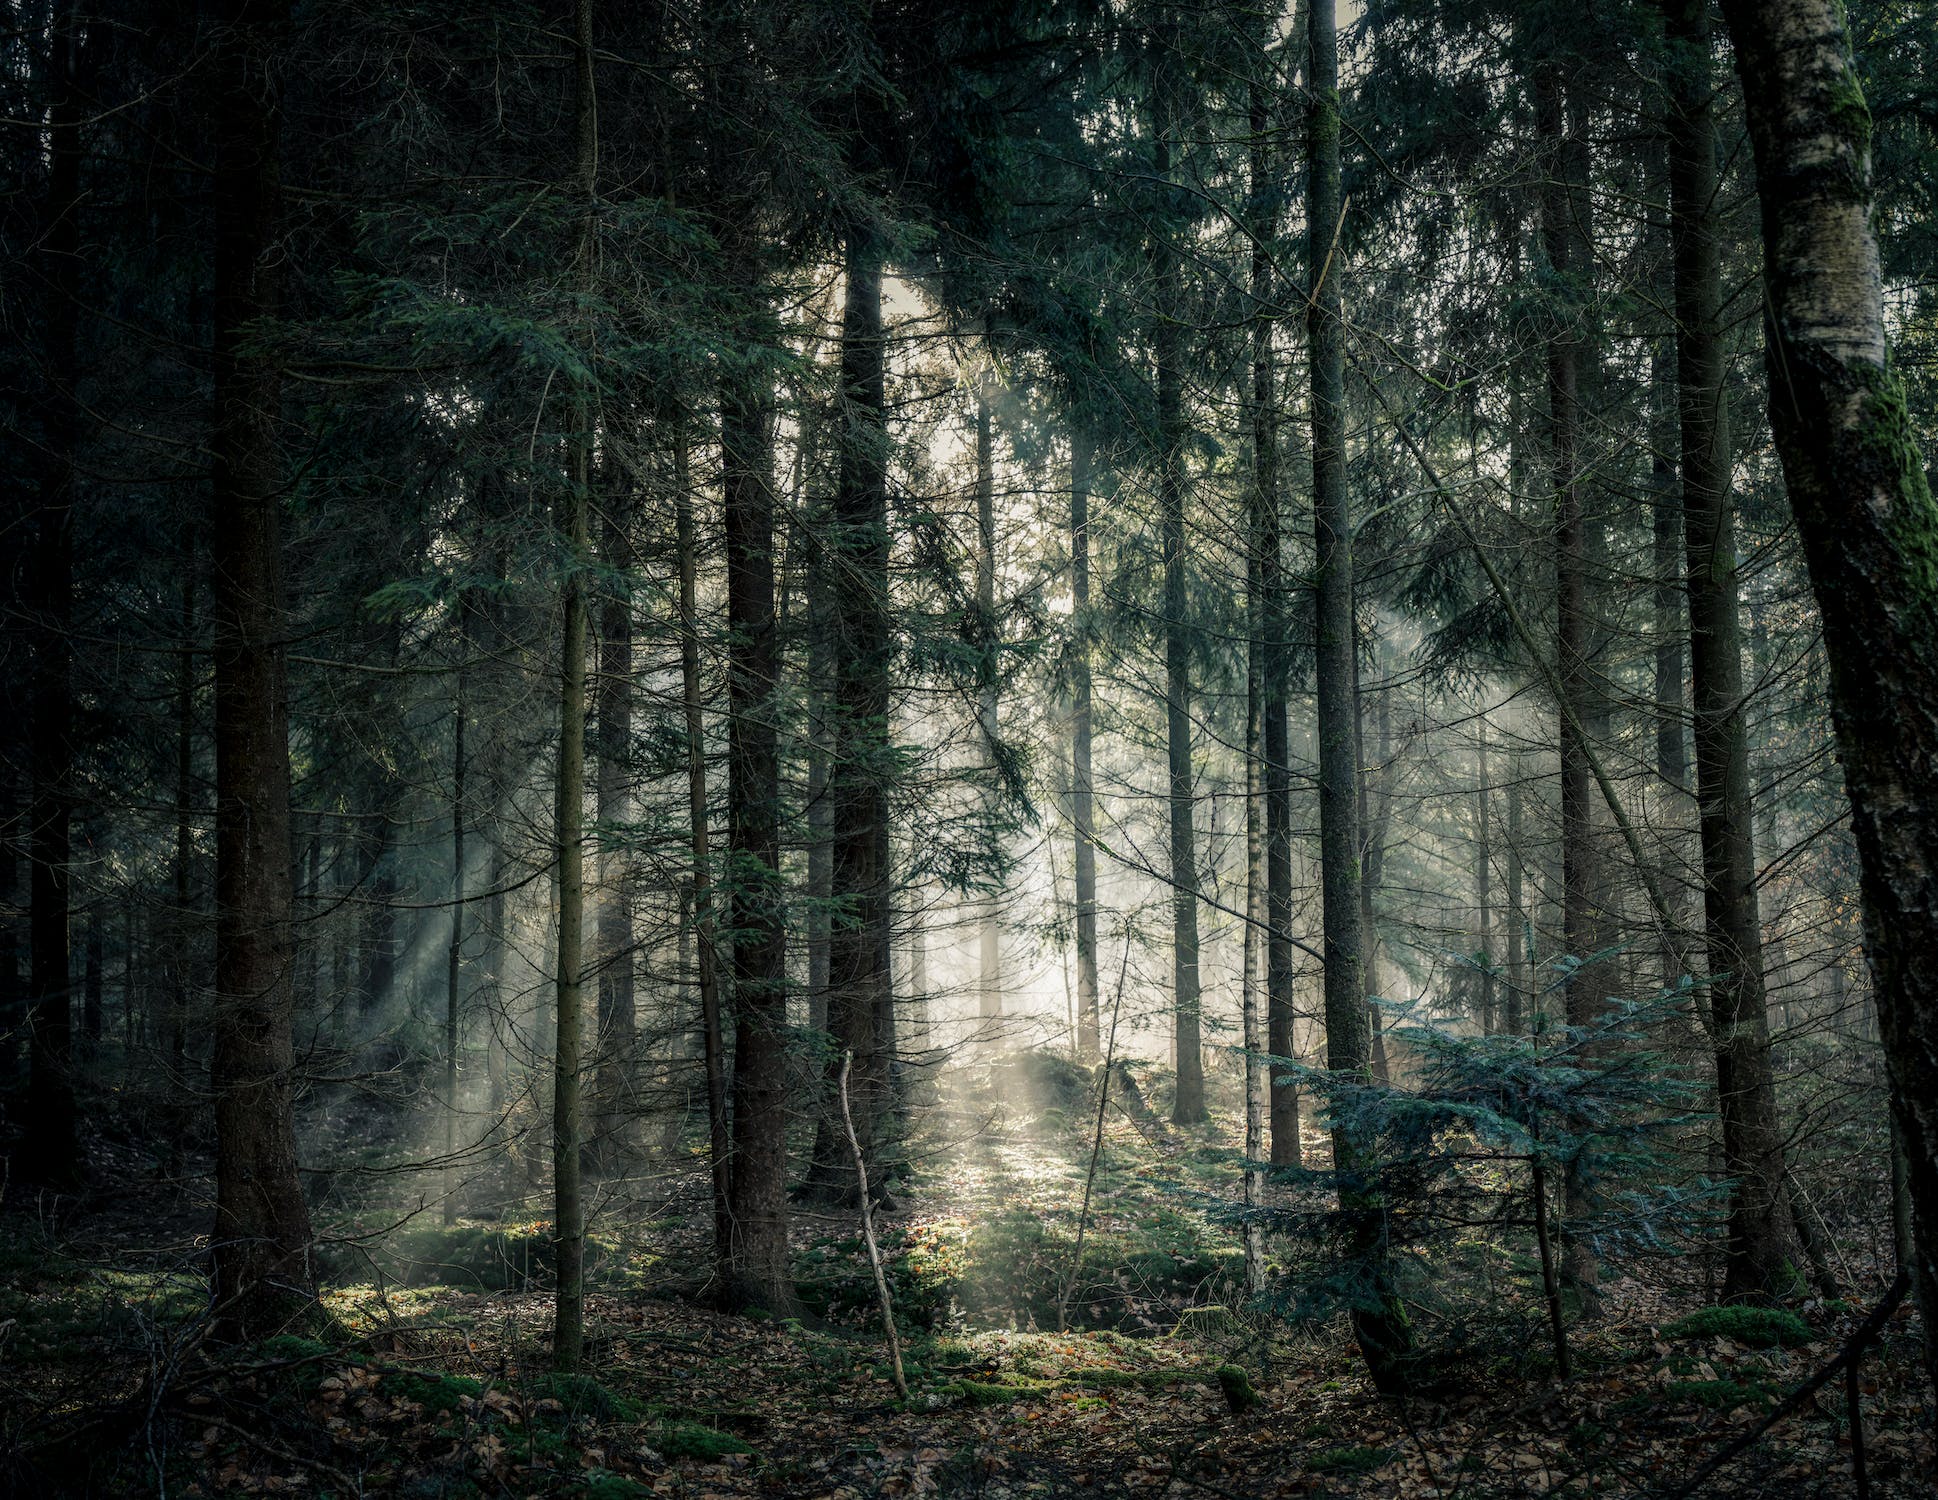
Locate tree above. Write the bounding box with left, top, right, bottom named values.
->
left=1150, top=13, right=1207, bottom=1127
left=1658, top=0, right=1796, bottom=1300
left=550, top=0, right=598, bottom=1373
left=22, top=0, right=83, bottom=1184
left=207, top=0, right=315, bottom=1338
left=1307, top=0, right=1411, bottom=1389
left=804, top=222, right=896, bottom=1203
left=715, top=19, right=793, bottom=1312
left=1720, top=0, right=1938, bottom=1391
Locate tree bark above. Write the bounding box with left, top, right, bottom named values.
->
left=207, top=0, right=314, bottom=1338
left=1309, top=0, right=1409, bottom=1388
left=1536, top=63, right=1602, bottom=1310
left=1719, top=0, right=1938, bottom=1388
left=24, top=0, right=83, bottom=1183
left=674, top=433, right=733, bottom=1288
left=714, top=49, right=793, bottom=1303
left=443, top=671, right=466, bottom=1226
left=975, top=362, right=1003, bottom=1038
left=1152, top=44, right=1204, bottom=1125
left=1070, top=434, right=1100, bottom=1061
left=550, top=0, right=597, bottom=1372
left=805, top=228, right=895, bottom=1204
left=593, top=458, right=636, bottom=1171
left=1254, top=35, right=1300, bottom=1167
left=1660, top=0, right=1797, bottom=1301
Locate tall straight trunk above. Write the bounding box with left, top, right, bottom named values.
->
left=1356, top=673, right=1393, bottom=1085
left=1308, top=0, right=1409, bottom=1388
left=1504, top=389, right=1529, bottom=1039
left=1475, top=717, right=1495, bottom=1033
left=716, top=123, right=793, bottom=1312
left=1720, top=0, right=1938, bottom=1387
left=358, top=817, right=396, bottom=1014
left=443, top=673, right=466, bottom=1225
left=1660, top=0, right=1795, bottom=1300
left=1242, top=285, right=1268, bottom=1286
left=594, top=464, right=636, bottom=1168
left=171, top=575, right=195, bottom=1081
left=82, top=888, right=101, bottom=1054
left=805, top=229, right=894, bottom=1202
left=551, top=0, right=596, bottom=1372
left=1152, top=56, right=1204, bottom=1126
left=805, top=655, right=833, bottom=1034
left=975, top=363, right=1002, bottom=1035
left=1070, top=434, right=1099, bottom=1061
left=1, top=766, right=18, bottom=1082
left=1255, top=39, right=1299, bottom=1168
left=675, top=435, right=732, bottom=1287
left=1506, top=751, right=1526, bottom=1037
left=24, top=0, right=82, bottom=1182
left=297, top=820, right=319, bottom=1019
left=1536, top=65, right=1602, bottom=1309
left=1649, top=330, right=1689, bottom=1001
left=1649, top=336, right=1688, bottom=797
left=207, top=0, right=314, bottom=1337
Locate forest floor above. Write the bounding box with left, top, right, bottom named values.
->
left=1, top=1051, right=1933, bottom=1497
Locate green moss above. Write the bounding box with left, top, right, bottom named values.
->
left=1216, top=1365, right=1259, bottom=1414
left=1065, top=1366, right=1192, bottom=1390
left=530, top=1372, right=641, bottom=1423
left=1662, top=1379, right=1772, bottom=1412
left=1826, top=66, right=1873, bottom=160
left=569, top=1473, right=651, bottom=1500
left=1664, top=1305, right=1811, bottom=1350
left=652, top=1420, right=752, bottom=1460
left=949, top=1378, right=1047, bottom=1406
left=1308, top=1445, right=1393, bottom=1477
left=388, top=1370, right=484, bottom=1416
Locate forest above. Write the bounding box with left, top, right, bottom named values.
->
left=2, top=0, right=1936, bottom=1493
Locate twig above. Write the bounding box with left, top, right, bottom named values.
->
left=836, top=1050, right=906, bottom=1400
left=1059, top=936, right=1135, bottom=1332
left=1660, top=1269, right=1909, bottom=1500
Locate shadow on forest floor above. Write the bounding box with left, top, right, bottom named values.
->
left=1, top=1053, right=1933, bottom=1496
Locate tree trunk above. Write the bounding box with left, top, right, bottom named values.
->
left=1719, top=0, right=1938, bottom=1389
left=1476, top=717, right=1495, bottom=1034
left=975, top=362, right=1003, bottom=1039
left=1308, top=0, right=1409, bottom=1388
left=170, top=575, right=195, bottom=1093
left=550, top=0, right=597, bottom=1372
left=443, top=672, right=466, bottom=1226
left=1070, top=434, right=1100, bottom=1061
left=715, top=79, right=794, bottom=1307
left=24, top=0, right=83, bottom=1183
left=1243, top=135, right=1270, bottom=1270
left=805, top=228, right=895, bottom=1204
left=1152, top=51, right=1204, bottom=1126
left=207, top=0, right=314, bottom=1338
left=1254, top=38, right=1300, bottom=1167
left=593, top=458, right=636, bottom=1171
left=82, top=889, right=101, bottom=1056
left=1356, top=668, right=1393, bottom=1086
left=1537, top=64, right=1602, bottom=1311
left=675, top=432, right=733, bottom=1289
left=1660, top=0, right=1797, bottom=1301
left=0, top=764, right=19, bottom=1084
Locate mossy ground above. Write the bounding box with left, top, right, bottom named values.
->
left=2, top=1053, right=1933, bottom=1496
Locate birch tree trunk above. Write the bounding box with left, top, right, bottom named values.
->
left=1721, top=0, right=1938, bottom=1388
